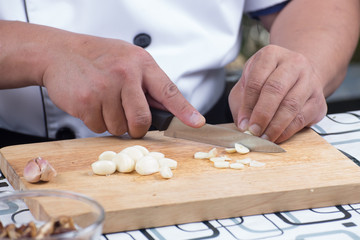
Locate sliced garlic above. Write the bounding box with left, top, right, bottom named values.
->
left=230, top=162, right=245, bottom=169
left=236, top=158, right=252, bottom=165
left=225, top=148, right=236, bottom=153
left=98, top=151, right=117, bottom=161
left=112, top=152, right=135, bottom=173
left=249, top=160, right=266, bottom=167
left=194, top=152, right=209, bottom=159
left=91, top=160, right=116, bottom=175
left=133, top=145, right=149, bottom=155
left=135, top=155, right=160, bottom=175
left=244, top=130, right=253, bottom=135
left=158, top=158, right=177, bottom=169
left=160, top=166, right=173, bottom=179
left=120, top=146, right=144, bottom=162
left=149, top=151, right=165, bottom=160
left=214, top=161, right=230, bottom=168
left=235, top=143, right=250, bottom=154
left=210, top=156, right=231, bottom=162
left=208, top=148, right=218, bottom=158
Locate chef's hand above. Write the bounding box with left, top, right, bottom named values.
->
left=229, top=45, right=327, bottom=143
left=42, top=35, right=205, bottom=138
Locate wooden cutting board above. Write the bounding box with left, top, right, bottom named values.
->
left=1, top=127, right=360, bottom=233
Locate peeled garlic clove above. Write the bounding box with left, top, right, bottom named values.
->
left=112, top=153, right=135, bottom=173
left=133, top=145, right=149, bottom=155
left=91, top=160, right=116, bottom=175
left=120, top=146, right=144, bottom=162
left=135, top=155, right=159, bottom=175
left=160, top=166, right=173, bottom=179
left=23, top=159, right=41, bottom=183
left=98, top=151, right=117, bottom=161
left=36, top=157, right=57, bottom=182
left=158, top=158, right=177, bottom=169
left=235, top=143, right=250, bottom=154
left=148, top=152, right=165, bottom=160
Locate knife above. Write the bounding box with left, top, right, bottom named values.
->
left=150, top=108, right=285, bottom=153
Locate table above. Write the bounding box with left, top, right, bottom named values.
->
left=1, top=111, right=360, bottom=239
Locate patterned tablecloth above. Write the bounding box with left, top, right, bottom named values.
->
left=1, top=111, right=360, bottom=240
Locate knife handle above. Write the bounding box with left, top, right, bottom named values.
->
left=150, top=108, right=174, bottom=131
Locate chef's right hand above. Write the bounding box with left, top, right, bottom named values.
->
left=42, top=34, right=205, bottom=138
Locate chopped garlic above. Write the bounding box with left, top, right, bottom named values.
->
left=214, top=161, right=230, bottom=168
left=236, top=158, right=252, bottom=165
left=210, top=156, right=231, bottom=162
left=194, top=152, right=210, bottom=159
left=225, top=148, right=236, bottom=153
left=235, top=143, right=250, bottom=154
left=230, top=162, right=245, bottom=169
left=249, top=160, right=266, bottom=167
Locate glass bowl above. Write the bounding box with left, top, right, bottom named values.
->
left=0, top=189, right=104, bottom=239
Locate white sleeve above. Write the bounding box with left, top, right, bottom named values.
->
left=244, top=0, right=289, bottom=13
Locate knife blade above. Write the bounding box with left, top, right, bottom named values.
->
left=150, top=108, right=285, bottom=153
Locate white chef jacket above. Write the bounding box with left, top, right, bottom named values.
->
left=0, top=0, right=288, bottom=139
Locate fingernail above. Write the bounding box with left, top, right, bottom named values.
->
left=238, top=119, right=249, bottom=131
left=249, top=124, right=261, bottom=136
left=190, top=111, right=205, bottom=127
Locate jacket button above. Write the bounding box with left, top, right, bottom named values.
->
left=56, top=127, right=75, bottom=140
left=133, top=33, right=151, bottom=48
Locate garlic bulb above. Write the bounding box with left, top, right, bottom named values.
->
left=23, top=157, right=57, bottom=183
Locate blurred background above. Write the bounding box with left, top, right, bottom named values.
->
left=225, top=15, right=360, bottom=114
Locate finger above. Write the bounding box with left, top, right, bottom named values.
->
left=80, top=99, right=107, bottom=134
left=236, top=48, right=279, bottom=131
left=260, top=77, right=314, bottom=141
left=102, top=93, right=128, bottom=136
left=247, top=62, right=301, bottom=136
left=275, top=94, right=327, bottom=143
left=143, top=64, right=205, bottom=128
left=121, top=80, right=152, bottom=139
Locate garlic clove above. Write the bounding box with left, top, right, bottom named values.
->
left=133, top=145, right=149, bottom=155
left=135, top=155, right=160, bottom=175
left=36, top=157, right=57, bottom=182
left=98, top=151, right=117, bottom=161
left=120, top=146, right=144, bottom=162
left=23, top=159, right=41, bottom=183
left=160, top=166, right=173, bottom=179
left=112, top=152, right=135, bottom=173
left=148, top=151, right=165, bottom=160
left=23, top=157, right=57, bottom=183
left=91, top=160, right=116, bottom=175
left=158, top=158, right=177, bottom=169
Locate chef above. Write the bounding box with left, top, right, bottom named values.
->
left=0, top=0, right=358, bottom=147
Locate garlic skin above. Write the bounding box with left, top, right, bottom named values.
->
left=23, top=157, right=57, bottom=183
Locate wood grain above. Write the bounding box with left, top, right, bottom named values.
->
left=1, top=127, right=360, bottom=233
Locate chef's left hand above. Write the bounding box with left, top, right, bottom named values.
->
left=229, top=44, right=327, bottom=143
